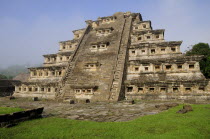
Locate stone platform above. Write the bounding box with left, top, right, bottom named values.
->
left=1, top=97, right=204, bottom=122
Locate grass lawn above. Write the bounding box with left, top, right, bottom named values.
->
left=0, top=107, right=24, bottom=115
left=0, top=104, right=210, bottom=139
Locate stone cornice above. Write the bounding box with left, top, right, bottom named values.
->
left=132, top=29, right=165, bottom=35
left=129, top=55, right=204, bottom=65
left=95, top=27, right=114, bottom=31
left=130, top=41, right=183, bottom=48
left=125, top=80, right=209, bottom=86
left=59, top=39, right=79, bottom=44
left=28, top=65, right=66, bottom=70
left=21, top=81, right=58, bottom=86
left=72, top=28, right=85, bottom=33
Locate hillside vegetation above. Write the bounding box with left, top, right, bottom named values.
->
left=185, top=43, right=210, bottom=78
left=0, top=64, right=40, bottom=79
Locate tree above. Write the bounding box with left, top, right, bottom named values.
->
left=0, top=74, right=8, bottom=79
left=185, top=43, right=210, bottom=78
left=0, top=64, right=30, bottom=79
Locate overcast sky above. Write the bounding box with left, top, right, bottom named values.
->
left=0, top=0, right=210, bottom=68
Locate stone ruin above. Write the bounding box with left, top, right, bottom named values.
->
left=13, top=12, right=210, bottom=102
left=0, top=107, right=44, bottom=128
left=0, top=80, right=20, bottom=97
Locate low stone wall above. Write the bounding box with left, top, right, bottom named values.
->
left=0, top=107, right=44, bottom=127
left=13, top=92, right=55, bottom=99
left=126, top=94, right=210, bottom=102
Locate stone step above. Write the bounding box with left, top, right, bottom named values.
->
left=116, top=68, right=122, bottom=71
left=111, top=83, right=117, bottom=87
left=63, top=94, right=74, bottom=97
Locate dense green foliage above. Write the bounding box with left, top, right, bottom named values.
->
left=185, top=43, right=210, bottom=78
left=0, top=107, right=23, bottom=115
left=0, top=64, right=41, bottom=79
left=0, top=74, right=8, bottom=79
left=0, top=104, right=210, bottom=138
left=0, top=65, right=29, bottom=79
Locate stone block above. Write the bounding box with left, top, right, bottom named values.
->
left=70, top=100, right=75, bottom=104
left=33, top=97, right=39, bottom=101
left=155, top=103, right=178, bottom=111
left=183, top=105, right=193, bottom=111
left=4, top=123, right=18, bottom=128
left=86, top=99, right=90, bottom=103
left=0, top=107, right=44, bottom=127
left=177, top=105, right=193, bottom=114
left=177, top=109, right=188, bottom=114
left=124, top=100, right=135, bottom=104
left=9, top=96, right=15, bottom=100
left=158, top=105, right=169, bottom=110
left=76, top=99, right=91, bottom=103
left=184, top=99, right=196, bottom=104
left=0, top=114, right=10, bottom=123
left=165, top=103, right=179, bottom=108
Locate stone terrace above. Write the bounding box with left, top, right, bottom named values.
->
left=0, top=97, right=191, bottom=122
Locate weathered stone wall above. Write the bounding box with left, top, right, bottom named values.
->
left=29, top=67, right=66, bottom=79
left=125, top=80, right=210, bottom=101
left=73, top=29, right=85, bottom=40
left=131, top=30, right=164, bottom=44
left=14, top=83, right=57, bottom=99
left=132, top=21, right=152, bottom=31
left=127, top=62, right=205, bottom=81
left=0, top=107, right=44, bottom=127
left=129, top=41, right=182, bottom=60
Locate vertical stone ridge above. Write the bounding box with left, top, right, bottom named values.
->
left=60, top=12, right=130, bottom=102
left=108, top=17, right=133, bottom=101
left=55, top=25, right=90, bottom=100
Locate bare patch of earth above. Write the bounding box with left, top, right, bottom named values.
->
left=0, top=97, right=181, bottom=122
